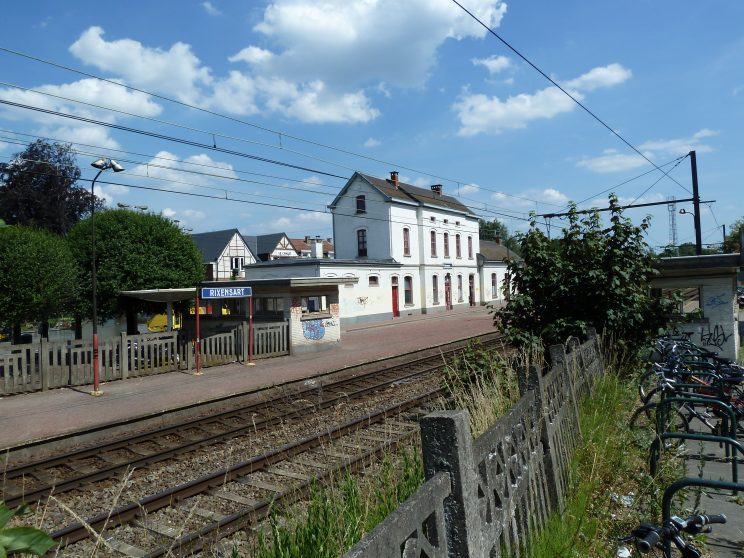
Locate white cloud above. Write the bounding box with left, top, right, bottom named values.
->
left=298, top=211, right=332, bottom=223
left=182, top=209, right=207, bottom=220
left=228, top=46, right=274, bottom=65
left=208, top=71, right=260, bottom=116
left=455, top=63, right=631, bottom=136
left=364, top=137, right=381, bottom=148
left=251, top=0, right=506, bottom=88
left=563, top=63, right=632, bottom=92
left=96, top=183, right=130, bottom=206
left=69, top=26, right=213, bottom=104
left=491, top=187, right=570, bottom=209
left=458, top=183, right=480, bottom=195
left=472, top=55, right=511, bottom=74
left=268, top=216, right=293, bottom=229
left=259, top=77, right=378, bottom=123
left=638, top=129, right=717, bottom=157
left=162, top=208, right=177, bottom=218
left=578, top=129, right=718, bottom=174
left=38, top=125, right=121, bottom=150
left=129, top=151, right=238, bottom=189
left=303, top=175, right=323, bottom=185
left=201, top=1, right=221, bottom=15
left=577, top=149, right=647, bottom=173
left=455, top=86, right=577, bottom=136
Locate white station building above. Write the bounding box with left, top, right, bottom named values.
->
left=246, top=171, right=516, bottom=325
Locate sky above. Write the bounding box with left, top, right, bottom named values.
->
left=0, top=0, right=742, bottom=250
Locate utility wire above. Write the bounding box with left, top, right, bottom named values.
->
left=0, top=128, right=534, bottom=220
left=0, top=46, right=563, bottom=207
left=450, top=0, right=693, bottom=196
left=0, top=98, right=348, bottom=179
left=626, top=155, right=687, bottom=207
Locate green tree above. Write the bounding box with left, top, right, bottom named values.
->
left=723, top=218, right=744, bottom=253
left=0, top=140, right=104, bottom=235
left=496, top=194, right=676, bottom=354
left=67, top=210, right=204, bottom=325
left=0, top=226, right=77, bottom=343
left=478, top=218, right=521, bottom=255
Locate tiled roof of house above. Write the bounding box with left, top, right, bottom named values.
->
left=478, top=240, right=521, bottom=262
left=358, top=172, right=475, bottom=215
left=290, top=238, right=334, bottom=253
left=243, top=232, right=297, bottom=260
left=190, top=229, right=241, bottom=262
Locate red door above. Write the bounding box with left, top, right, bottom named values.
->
left=392, top=285, right=400, bottom=317
left=445, top=274, right=452, bottom=310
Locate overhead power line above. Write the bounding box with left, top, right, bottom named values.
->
left=450, top=0, right=693, bottom=196
left=0, top=46, right=564, bottom=208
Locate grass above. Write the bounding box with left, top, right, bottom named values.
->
left=522, top=364, right=686, bottom=558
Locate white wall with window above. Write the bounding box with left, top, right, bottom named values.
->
left=215, top=232, right=257, bottom=279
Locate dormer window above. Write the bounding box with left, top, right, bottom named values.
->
left=356, top=195, right=366, bottom=214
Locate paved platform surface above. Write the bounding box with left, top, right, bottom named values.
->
left=0, top=306, right=496, bottom=451
left=684, top=438, right=744, bottom=557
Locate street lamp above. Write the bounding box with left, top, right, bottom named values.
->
left=90, top=158, right=125, bottom=396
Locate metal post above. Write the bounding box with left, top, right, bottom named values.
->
left=248, top=296, right=255, bottom=366
left=690, top=150, right=702, bottom=256
left=195, top=290, right=202, bottom=375
left=90, top=168, right=104, bottom=396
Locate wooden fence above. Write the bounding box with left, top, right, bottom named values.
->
left=344, top=331, right=604, bottom=558
left=0, top=320, right=289, bottom=395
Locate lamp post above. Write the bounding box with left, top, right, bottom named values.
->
left=90, top=158, right=125, bottom=396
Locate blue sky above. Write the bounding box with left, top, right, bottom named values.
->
left=1, top=0, right=742, bottom=249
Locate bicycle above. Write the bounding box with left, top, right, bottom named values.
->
left=617, top=512, right=726, bottom=557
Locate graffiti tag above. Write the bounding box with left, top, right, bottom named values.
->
left=699, top=324, right=731, bottom=350
left=356, top=296, right=369, bottom=307
left=667, top=326, right=693, bottom=341
left=705, top=294, right=728, bottom=308
left=302, top=319, right=325, bottom=340
left=322, top=319, right=338, bottom=327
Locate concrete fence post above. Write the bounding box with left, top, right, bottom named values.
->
left=241, top=321, right=249, bottom=363
left=39, top=338, right=48, bottom=391
left=120, top=332, right=129, bottom=380
left=548, top=343, right=566, bottom=373
left=420, top=410, right=482, bottom=557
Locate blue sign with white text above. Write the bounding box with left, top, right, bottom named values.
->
left=200, top=286, right=253, bottom=299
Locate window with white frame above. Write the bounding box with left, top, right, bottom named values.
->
left=369, top=275, right=379, bottom=286
left=491, top=273, right=497, bottom=298
left=455, top=234, right=461, bottom=258
left=430, top=230, right=437, bottom=257
left=458, top=275, right=463, bottom=302
left=432, top=274, right=439, bottom=304
left=468, top=236, right=473, bottom=259
left=443, top=232, right=449, bottom=258
left=403, top=227, right=410, bottom=256
left=231, top=256, right=244, bottom=270
left=404, top=276, right=413, bottom=305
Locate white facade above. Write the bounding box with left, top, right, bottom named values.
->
left=213, top=232, right=257, bottom=280
left=330, top=173, right=482, bottom=318
left=243, top=172, right=516, bottom=325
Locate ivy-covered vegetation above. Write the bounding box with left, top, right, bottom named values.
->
left=496, top=194, right=677, bottom=354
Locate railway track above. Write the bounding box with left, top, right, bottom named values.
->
left=2, top=332, right=503, bottom=513
left=53, top=389, right=438, bottom=556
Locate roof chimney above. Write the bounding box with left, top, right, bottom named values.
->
left=431, top=184, right=443, bottom=196
left=311, top=236, right=323, bottom=258
left=390, top=171, right=399, bottom=189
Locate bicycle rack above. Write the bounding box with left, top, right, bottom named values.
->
left=649, top=432, right=744, bottom=490
left=656, top=396, right=738, bottom=446
left=660, top=478, right=744, bottom=558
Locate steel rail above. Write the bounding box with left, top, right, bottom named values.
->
left=3, top=333, right=502, bottom=509
left=51, top=386, right=443, bottom=550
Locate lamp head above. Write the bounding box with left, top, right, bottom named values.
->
left=110, top=160, right=125, bottom=172
left=91, top=158, right=108, bottom=170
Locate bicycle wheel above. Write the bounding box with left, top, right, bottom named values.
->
left=629, top=402, right=690, bottom=434
left=638, top=368, right=661, bottom=403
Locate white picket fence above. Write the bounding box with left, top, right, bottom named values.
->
left=0, top=320, right=289, bottom=395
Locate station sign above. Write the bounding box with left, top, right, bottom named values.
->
left=200, top=286, right=253, bottom=299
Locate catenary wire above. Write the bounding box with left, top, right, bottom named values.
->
left=626, top=156, right=688, bottom=207
left=0, top=130, right=534, bottom=220
left=3, top=163, right=558, bottom=231
left=0, top=47, right=564, bottom=207
left=449, top=0, right=694, bottom=197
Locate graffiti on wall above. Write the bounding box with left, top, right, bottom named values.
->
left=699, top=324, right=731, bottom=350
left=705, top=293, right=728, bottom=308
left=302, top=319, right=325, bottom=340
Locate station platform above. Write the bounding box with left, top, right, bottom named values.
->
left=0, top=306, right=496, bottom=455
